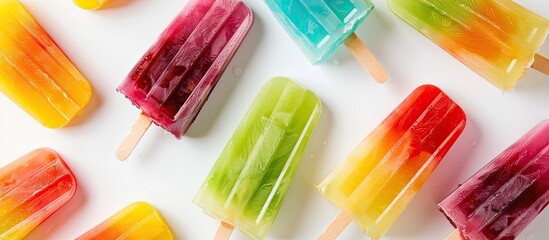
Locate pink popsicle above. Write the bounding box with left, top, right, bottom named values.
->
left=117, top=0, right=253, bottom=160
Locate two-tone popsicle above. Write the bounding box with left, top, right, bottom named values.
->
left=0, top=148, right=77, bottom=239
left=317, top=85, right=466, bottom=239
left=389, top=0, right=549, bottom=91
left=77, top=202, right=174, bottom=240
left=0, top=0, right=92, bottom=128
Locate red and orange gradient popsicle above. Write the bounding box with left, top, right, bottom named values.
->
left=317, top=85, right=466, bottom=239
left=0, top=148, right=77, bottom=239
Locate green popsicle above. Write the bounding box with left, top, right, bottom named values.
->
left=194, top=77, right=322, bottom=239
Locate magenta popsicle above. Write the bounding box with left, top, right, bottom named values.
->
left=439, top=120, right=549, bottom=240
left=116, top=0, right=253, bottom=160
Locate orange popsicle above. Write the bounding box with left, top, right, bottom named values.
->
left=77, top=202, right=174, bottom=240
left=0, top=0, right=92, bottom=128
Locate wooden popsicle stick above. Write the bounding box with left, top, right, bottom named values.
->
left=532, top=53, right=549, bottom=76
left=344, top=33, right=388, bottom=84
left=214, top=221, right=234, bottom=240
left=116, top=112, right=153, bottom=161
left=317, top=211, right=353, bottom=240
left=446, top=229, right=462, bottom=240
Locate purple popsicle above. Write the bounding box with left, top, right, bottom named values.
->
left=438, top=120, right=549, bottom=240
left=116, top=0, right=253, bottom=160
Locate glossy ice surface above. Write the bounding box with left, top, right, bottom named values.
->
left=318, top=85, right=466, bottom=239
left=118, top=0, right=253, bottom=138
left=265, top=0, right=374, bottom=64
left=439, top=120, right=549, bottom=240
left=0, top=0, right=92, bottom=128
left=0, top=148, right=77, bottom=239
left=77, top=202, right=174, bottom=240
left=194, top=77, right=321, bottom=239
left=72, top=0, right=110, bottom=10
left=389, top=0, right=549, bottom=91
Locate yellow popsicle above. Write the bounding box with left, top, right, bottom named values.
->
left=0, top=0, right=92, bottom=128
left=72, top=0, right=111, bottom=10
left=77, top=202, right=174, bottom=240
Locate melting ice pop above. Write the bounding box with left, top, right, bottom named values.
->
left=0, top=0, right=92, bottom=128
left=72, top=0, right=110, bottom=10
left=77, top=202, right=174, bottom=240
left=317, top=85, right=466, bottom=240
left=264, top=0, right=387, bottom=83
left=117, top=0, right=253, bottom=160
left=439, top=120, right=549, bottom=240
left=388, top=0, right=549, bottom=91
left=0, top=148, right=77, bottom=239
left=194, top=77, right=321, bottom=240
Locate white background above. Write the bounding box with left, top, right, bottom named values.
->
left=1, top=0, right=548, bottom=239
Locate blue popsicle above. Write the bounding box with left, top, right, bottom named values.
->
left=265, top=0, right=387, bottom=83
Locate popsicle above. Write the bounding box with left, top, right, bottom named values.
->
left=388, top=0, right=549, bottom=91
left=72, top=0, right=110, bottom=10
left=264, top=0, right=387, bottom=83
left=116, top=0, right=253, bottom=160
left=439, top=120, right=549, bottom=240
left=0, top=148, right=77, bottom=239
left=0, top=0, right=92, bottom=128
left=317, top=85, right=466, bottom=240
left=194, top=77, right=321, bottom=240
left=77, top=202, right=174, bottom=240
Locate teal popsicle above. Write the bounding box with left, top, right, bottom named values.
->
left=194, top=77, right=321, bottom=240
left=265, top=0, right=387, bottom=83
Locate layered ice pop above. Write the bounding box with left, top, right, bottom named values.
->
left=265, top=0, right=387, bottom=83
left=194, top=77, right=321, bottom=240
left=73, top=0, right=110, bottom=10
left=317, top=85, right=466, bottom=240
left=439, top=120, right=549, bottom=240
left=0, top=148, right=77, bottom=239
left=77, top=202, right=174, bottom=240
left=388, top=0, right=549, bottom=91
left=0, top=0, right=92, bottom=128
left=116, top=0, right=253, bottom=160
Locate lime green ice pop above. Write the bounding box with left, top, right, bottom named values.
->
left=194, top=77, right=322, bottom=240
